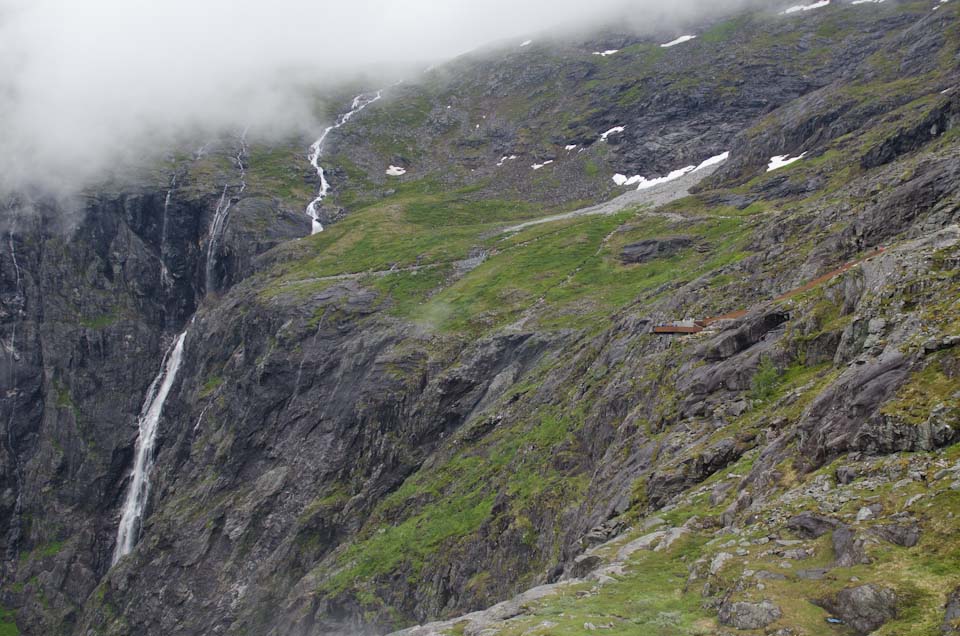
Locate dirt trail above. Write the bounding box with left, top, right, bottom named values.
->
left=500, top=161, right=724, bottom=234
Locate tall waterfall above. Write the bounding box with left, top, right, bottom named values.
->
left=112, top=330, right=188, bottom=564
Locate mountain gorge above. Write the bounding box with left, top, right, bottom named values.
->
left=1, top=1, right=960, bottom=635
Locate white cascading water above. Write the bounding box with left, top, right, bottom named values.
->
left=112, top=130, right=256, bottom=563
left=112, top=330, right=188, bottom=563
left=160, top=175, right=177, bottom=290
left=7, top=229, right=22, bottom=359
left=305, top=91, right=383, bottom=234
left=204, top=131, right=248, bottom=294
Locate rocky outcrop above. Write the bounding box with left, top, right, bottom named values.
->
left=3, top=3, right=960, bottom=636
left=786, top=513, right=842, bottom=540
left=718, top=600, right=782, bottom=630
left=620, top=236, right=693, bottom=264
left=832, top=526, right=870, bottom=568
left=815, top=584, right=898, bottom=636
left=945, top=587, right=960, bottom=635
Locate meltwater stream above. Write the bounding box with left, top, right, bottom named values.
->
left=305, top=91, right=382, bottom=234
left=112, top=330, right=188, bottom=563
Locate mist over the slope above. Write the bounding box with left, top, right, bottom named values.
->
left=0, top=0, right=766, bottom=193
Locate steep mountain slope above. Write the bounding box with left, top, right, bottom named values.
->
left=1, top=1, right=959, bottom=636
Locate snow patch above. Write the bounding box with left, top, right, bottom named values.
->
left=593, top=49, right=620, bottom=56
left=851, top=0, right=884, bottom=4
left=565, top=144, right=578, bottom=151
left=781, top=0, right=830, bottom=14
left=520, top=40, right=533, bottom=47
left=600, top=126, right=625, bottom=141
left=767, top=152, right=807, bottom=171
left=531, top=160, right=554, bottom=170
left=661, top=35, right=697, bottom=48
left=386, top=166, right=407, bottom=176
left=612, top=152, right=730, bottom=190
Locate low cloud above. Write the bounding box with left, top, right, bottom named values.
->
left=0, top=0, right=768, bottom=192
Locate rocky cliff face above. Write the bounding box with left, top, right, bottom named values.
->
left=2, top=2, right=960, bottom=636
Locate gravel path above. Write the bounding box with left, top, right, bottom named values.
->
left=500, top=161, right=723, bottom=234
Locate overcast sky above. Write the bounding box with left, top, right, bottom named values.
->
left=0, top=0, right=763, bottom=191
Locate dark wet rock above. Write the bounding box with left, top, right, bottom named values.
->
left=787, top=512, right=842, bottom=539
left=718, top=600, right=783, bottom=630
left=620, top=236, right=694, bottom=264
left=815, top=584, right=897, bottom=635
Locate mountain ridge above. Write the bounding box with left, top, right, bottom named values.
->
left=1, top=1, right=959, bottom=635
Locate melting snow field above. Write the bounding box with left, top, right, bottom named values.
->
left=767, top=152, right=807, bottom=171
left=386, top=166, right=407, bottom=176
left=781, top=0, right=830, bottom=14
left=600, top=126, right=625, bottom=141
left=613, top=152, right=730, bottom=190
left=661, top=35, right=697, bottom=48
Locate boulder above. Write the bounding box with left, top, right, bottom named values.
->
left=836, top=465, right=858, bottom=485
left=833, top=526, right=870, bottom=567
left=570, top=554, right=603, bottom=579
left=944, top=587, right=960, bottom=634
left=872, top=522, right=920, bottom=548
left=617, top=531, right=667, bottom=560
left=718, top=600, right=783, bottom=630
left=786, top=512, right=842, bottom=539
left=815, top=584, right=897, bottom=635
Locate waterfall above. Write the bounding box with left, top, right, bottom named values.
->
left=204, top=130, right=248, bottom=294
left=112, top=330, right=188, bottom=563
left=305, top=91, right=382, bottom=234
left=6, top=228, right=23, bottom=361
left=160, top=175, right=177, bottom=290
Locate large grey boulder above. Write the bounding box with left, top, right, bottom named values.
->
left=872, top=522, right=921, bottom=548
left=718, top=600, right=783, bottom=630
left=816, top=584, right=897, bottom=635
